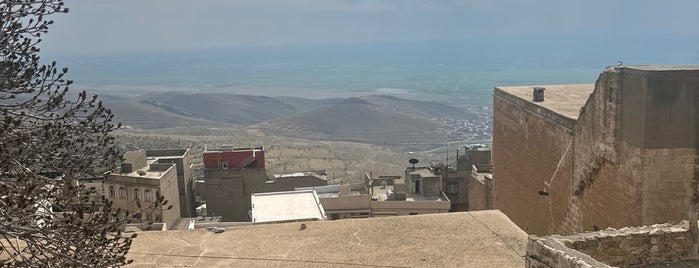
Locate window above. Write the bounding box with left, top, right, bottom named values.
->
left=446, top=182, right=458, bottom=194
left=144, top=189, right=152, bottom=202
left=133, top=188, right=140, bottom=200
left=108, top=186, right=115, bottom=198
left=118, top=187, right=126, bottom=199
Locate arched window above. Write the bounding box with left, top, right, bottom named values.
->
left=144, top=189, right=152, bottom=202
left=108, top=186, right=115, bottom=198
left=133, top=188, right=140, bottom=200
left=118, top=187, right=126, bottom=199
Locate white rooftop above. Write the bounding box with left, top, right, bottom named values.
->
left=251, top=190, right=326, bottom=224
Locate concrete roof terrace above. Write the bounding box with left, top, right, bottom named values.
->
left=495, top=84, right=594, bottom=120
left=127, top=210, right=527, bottom=267
left=113, top=159, right=174, bottom=180
left=372, top=185, right=447, bottom=201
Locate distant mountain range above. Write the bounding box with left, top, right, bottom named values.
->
left=104, top=92, right=481, bottom=147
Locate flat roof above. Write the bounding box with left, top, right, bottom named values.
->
left=113, top=159, right=173, bottom=180
left=372, top=185, right=446, bottom=202
left=127, top=210, right=528, bottom=267
left=251, top=190, right=325, bottom=223
left=619, top=65, right=699, bottom=71
left=495, top=84, right=594, bottom=120
left=406, top=167, right=440, bottom=178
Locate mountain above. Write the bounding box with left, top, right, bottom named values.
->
left=251, top=96, right=463, bottom=147
left=101, top=91, right=476, bottom=149
left=138, top=92, right=339, bottom=125
left=101, top=94, right=226, bottom=129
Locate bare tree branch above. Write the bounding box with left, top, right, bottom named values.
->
left=0, top=1, right=157, bottom=266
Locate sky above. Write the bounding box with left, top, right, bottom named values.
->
left=41, top=0, right=699, bottom=55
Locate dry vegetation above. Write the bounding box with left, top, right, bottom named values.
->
left=114, top=126, right=413, bottom=183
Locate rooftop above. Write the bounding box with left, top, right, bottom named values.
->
left=250, top=190, right=326, bottom=224
left=495, top=83, right=594, bottom=120
left=406, top=167, right=439, bottom=178
left=113, top=159, right=174, bottom=180
left=372, top=185, right=446, bottom=202
left=273, top=171, right=327, bottom=181
left=617, top=65, right=699, bottom=71
left=127, top=210, right=527, bottom=267
left=296, top=184, right=366, bottom=198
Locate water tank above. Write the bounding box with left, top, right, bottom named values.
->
left=386, top=189, right=396, bottom=201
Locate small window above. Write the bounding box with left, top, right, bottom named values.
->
left=409, top=212, right=418, bottom=215
left=108, top=186, right=115, bottom=198
left=144, top=189, right=152, bottom=202
left=330, top=214, right=340, bottom=220
left=118, top=187, right=126, bottom=199
left=446, top=182, right=458, bottom=194
left=133, top=188, right=140, bottom=200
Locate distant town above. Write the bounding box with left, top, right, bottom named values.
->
left=89, top=66, right=698, bottom=267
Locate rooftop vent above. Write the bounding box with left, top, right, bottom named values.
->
left=533, top=87, right=545, bottom=102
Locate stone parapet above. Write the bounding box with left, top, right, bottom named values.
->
left=526, top=221, right=697, bottom=267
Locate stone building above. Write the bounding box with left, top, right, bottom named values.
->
left=145, top=149, right=195, bottom=218
left=465, top=147, right=494, bottom=211
left=369, top=170, right=451, bottom=216
left=493, top=66, right=698, bottom=235
left=199, top=146, right=328, bottom=222
left=105, top=150, right=181, bottom=227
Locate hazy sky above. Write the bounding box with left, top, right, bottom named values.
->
left=42, top=0, right=699, bottom=55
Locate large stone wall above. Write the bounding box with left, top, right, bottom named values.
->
left=526, top=221, right=696, bottom=267
left=494, top=66, right=698, bottom=236
left=468, top=172, right=492, bottom=211
left=492, top=88, right=575, bottom=235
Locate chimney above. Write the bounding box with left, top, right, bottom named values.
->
left=533, top=87, right=545, bottom=102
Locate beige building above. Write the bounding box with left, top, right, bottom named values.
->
left=493, top=66, right=698, bottom=235
left=199, top=147, right=328, bottom=222
left=297, top=184, right=372, bottom=220
left=145, top=149, right=195, bottom=218
left=367, top=171, right=451, bottom=217
left=105, top=150, right=181, bottom=228
left=467, top=148, right=494, bottom=211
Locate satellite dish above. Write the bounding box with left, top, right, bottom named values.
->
left=409, top=158, right=419, bottom=169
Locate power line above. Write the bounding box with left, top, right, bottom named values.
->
left=128, top=252, right=409, bottom=268
left=465, top=211, right=526, bottom=261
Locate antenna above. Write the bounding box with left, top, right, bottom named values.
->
left=409, top=158, right=419, bottom=169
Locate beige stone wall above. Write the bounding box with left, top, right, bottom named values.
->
left=106, top=164, right=180, bottom=227
left=202, top=169, right=327, bottom=222
left=202, top=168, right=267, bottom=222
left=370, top=199, right=450, bottom=216
left=526, top=221, right=695, bottom=267
left=320, top=194, right=371, bottom=212
left=468, top=174, right=492, bottom=211
left=492, top=89, right=575, bottom=235
left=158, top=166, right=181, bottom=228
left=640, top=147, right=695, bottom=225
left=494, top=67, right=697, bottom=236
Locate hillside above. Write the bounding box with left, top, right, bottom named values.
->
left=100, top=91, right=482, bottom=150
left=252, top=97, right=460, bottom=148
left=101, top=94, right=228, bottom=129
left=138, top=92, right=339, bottom=125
